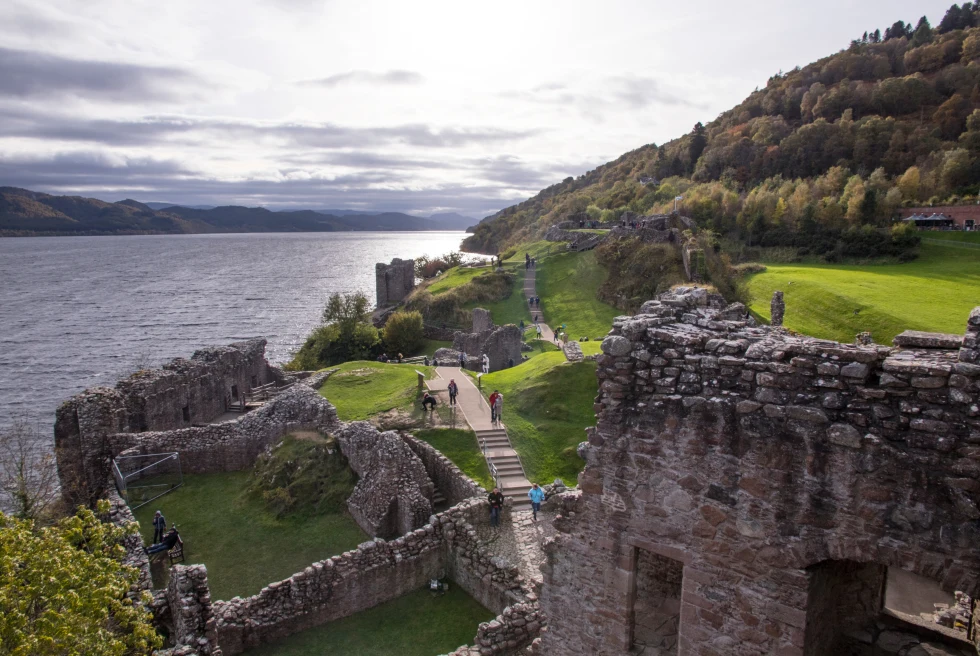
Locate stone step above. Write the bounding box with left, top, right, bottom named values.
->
left=493, top=463, right=524, bottom=474
left=481, top=438, right=512, bottom=447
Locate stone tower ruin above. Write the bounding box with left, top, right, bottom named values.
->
left=375, top=258, right=416, bottom=308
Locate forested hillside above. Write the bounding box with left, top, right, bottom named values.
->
left=464, top=3, right=980, bottom=259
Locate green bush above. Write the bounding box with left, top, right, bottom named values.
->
left=383, top=311, right=425, bottom=356
left=285, top=322, right=381, bottom=370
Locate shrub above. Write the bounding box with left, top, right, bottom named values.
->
left=285, top=321, right=381, bottom=370
left=383, top=311, right=425, bottom=356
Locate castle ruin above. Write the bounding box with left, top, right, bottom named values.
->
left=376, top=258, right=416, bottom=308
left=538, top=288, right=980, bottom=655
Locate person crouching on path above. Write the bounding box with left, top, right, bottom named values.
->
left=488, top=487, right=504, bottom=527
left=152, top=510, right=167, bottom=543
left=448, top=379, right=458, bottom=406
left=421, top=392, right=437, bottom=412
left=493, top=391, right=503, bottom=425
left=488, top=390, right=499, bottom=424
left=528, top=483, right=545, bottom=521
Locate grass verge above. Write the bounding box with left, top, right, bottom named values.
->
left=246, top=586, right=494, bottom=656
left=413, top=428, right=493, bottom=490
left=134, top=471, right=366, bottom=601
left=746, top=241, right=980, bottom=343
left=536, top=249, right=620, bottom=341
left=319, top=361, right=435, bottom=421
left=478, top=352, right=596, bottom=485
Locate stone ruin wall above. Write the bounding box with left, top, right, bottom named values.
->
left=539, top=290, right=980, bottom=656
left=165, top=565, right=221, bottom=656
left=54, top=339, right=279, bottom=503
left=376, top=258, right=416, bottom=308
left=449, top=310, right=523, bottom=373
left=213, top=496, right=531, bottom=655
left=402, top=432, right=487, bottom=506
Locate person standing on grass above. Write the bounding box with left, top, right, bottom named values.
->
left=448, top=379, right=458, bottom=407
left=152, top=510, right=167, bottom=543
left=493, top=391, right=503, bottom=425
left=488, top=487, right=504, bottom=527
left=489, top=389, right=500, bottom=424
left=528, top=483, right=545, bottom=521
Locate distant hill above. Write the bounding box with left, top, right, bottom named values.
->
left=0, top=187, right=477, bottom=236
left=464, top=3, right=980, bottom=256
left=144, top=202, right=215, bottom=211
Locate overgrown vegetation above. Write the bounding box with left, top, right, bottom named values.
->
left=286, top=292, right=381, bottom=370
left=1, top=501, right=162, bottom=655
left=0, top=421, right=59, bottom=521
left=464, top=3, right=980, bottom=263
left=406, top=269, right=515, bottom=326
left=248, top=434, right=358, bottom=518
left=478, top=353, right=597, bottom=485
left=382, top=310, right=424, bottom=356
left=134, top=471, right=366, bottom=600
left=594, top=238, right=687, bottom=311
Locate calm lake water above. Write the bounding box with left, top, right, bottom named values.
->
left=0, top=232, right=469, bottom=442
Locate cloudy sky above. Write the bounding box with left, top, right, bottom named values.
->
left=0, top=0, right=957, bottom=217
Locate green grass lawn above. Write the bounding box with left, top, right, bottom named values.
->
left=479, top=352, right=596, bottom=485
left=413, top=428, right=493, bottom=490
left=536, top=249, right=620, bottom=341
left=918, top=231, right=980, bottom=244
left=247, top=586, right=494, bottom=656
left=460, top=264, right=528, bottom=327
left=319, top=361, right=436, bottom=421
left=746, top=241, right=980, bottom=344
left=133, top=472, right=366, bottom=601
left=425, top=265, right=494, bottom=295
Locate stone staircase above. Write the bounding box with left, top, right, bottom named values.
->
left=477, top=427, right=531, bottom=508
left=562, top=340, right=584, bottom=362
left=569, top=234, right=604, bottom=252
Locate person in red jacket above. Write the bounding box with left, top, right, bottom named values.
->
left=488, top=390, right=500, bottom=423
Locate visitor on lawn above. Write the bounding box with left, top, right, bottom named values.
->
left=422, top=392, right=437, bottom=412
left=448, top=379, right=458, bottom=406
left=152, top=510, right=167, bottom=543
left=488, top=487, right=504, bottom=527
left=528, top=483, right=545, bottom=521
left=147, top=526, right=179, bottom=555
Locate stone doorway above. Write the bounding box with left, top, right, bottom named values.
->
left=631, top=548, right=683, bottom=655
left=804, top=560, right=887, bottom=656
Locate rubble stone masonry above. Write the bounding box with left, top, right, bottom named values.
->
left=538, top=289, right=980, bottom=656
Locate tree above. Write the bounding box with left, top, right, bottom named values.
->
left=0, top=501, right=162, bottom=655
left=382, top=311, right=424, bottom=356
left=0, top=422, right=59, bottom=521
left=872, top=29, right=882, bottom=43
left=898, top=166, right=921, bottom=201
left=322, top=292, right=370, bottom=334
left=933, top=93, right=970, bottom=139
left=688, top=122, right=708, bottom=171
left=911, top=16, right=934, bottom=47
left=938, top=4, right=965, bottom=33
left=941, top=147, right=973, bottom=190
left=884, top=20, right=913, bottom=41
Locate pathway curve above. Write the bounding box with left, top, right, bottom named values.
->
left=426, top=367, right=532, bottom=507
left=522, top=266, right=556, bottom=344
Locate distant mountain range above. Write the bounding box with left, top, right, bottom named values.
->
left=0, top=187, right=478, bottom=236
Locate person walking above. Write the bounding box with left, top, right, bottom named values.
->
left=152, top=510, right=167, bottom=543
left=493, top=390, right=503, bottom=425
left=482, top=353, right=490, bottom=374
left=460, top=351, right=467, bottom=369
left=448, top=379, right=458, bottom=406
left=489, top=389, right=499, bottom=424
left=488, top=487, right=504, bottom=527
left=528, top=483, right=545, bottom=521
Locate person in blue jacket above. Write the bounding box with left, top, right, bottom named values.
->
left=528, top=483, right=545, bottom=521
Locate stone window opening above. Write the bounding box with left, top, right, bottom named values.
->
left=804, top=561, right=974, bottom=655
left=182, top=405, right=190, bottom=422
left=231, top=384, right=238, bottom=400
left=630, top=548, right=683, bottom=655
left=251, top=375, right=257, bottom=388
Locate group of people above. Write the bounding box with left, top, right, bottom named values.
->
left=376, top=353, right=404, bottom=363
left=488, top=389, right=503, bottom=425
left=524, top=253, right=536, bottom=270
left=487, top=482, right=547, bottom=526
left=145, top=510, right=179, bottom=556
left=528, top=296, right=540, bottom=308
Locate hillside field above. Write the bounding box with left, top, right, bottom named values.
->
left=746, top=240, right=980, bottom=344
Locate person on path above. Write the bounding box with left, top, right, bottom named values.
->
left=536, top=323, right=542, bottom=336
left=421, top=392, right=437, bottom=412
left=447, top=379, right=458, bottom=406
left=152, top=510, right=167, bottom=543
left=528, top=483, right=545, bottom=521
left=492, top=391, right=503, bottom=425
left=488, top=488, right=504, bottom=527
left=460, top=351, right=467, bottom=369
left=519, top=319, right=525, bottom=332
left=482, top=353, right=490, bottom=374
left=489, top=390, right=499, bottom=423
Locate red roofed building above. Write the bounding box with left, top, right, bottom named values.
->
left=896, top=205, right=980, bottom=229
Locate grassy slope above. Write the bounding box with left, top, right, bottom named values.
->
left=425, top=265, right=493, bottom=294
left=746, top=242, right=980, bottom=343
left=319, top=361, right=435, bottom=421
left=247, top=586, right=494, bottom=656
left=414, top=428, right=493, bottom=490
left=134, top=472, right=366, bottom=601
left=536, top=249, right=620, bottom=341
left=479, top=352, right=596, bottom=485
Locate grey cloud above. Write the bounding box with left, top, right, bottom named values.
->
left=0, top=47, right=206, bottom=102
left=0, top=105, right=539, bottom=149
left=297, top=70, right=424, bottom=88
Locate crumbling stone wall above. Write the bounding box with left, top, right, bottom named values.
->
left=55, top=339, right=279, bottom=503
left=443, top=598, right=545, bottom=656
left=402, top=432, right=486, bottom=506
left=107, top=486, right=152, bottom=593
left=539, top=288, right=980, bottom=656
left=337, top=422, right=434, bottom=538
left=376, top=258, right=416, bottom=308
left=452, top=313, right=523, bottom=373
left=166, top=565, right=221, bottom=655
left=213, top=497, right=528, bottom=655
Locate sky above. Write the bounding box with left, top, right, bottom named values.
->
left=0, top=0, right=959, bottom=217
